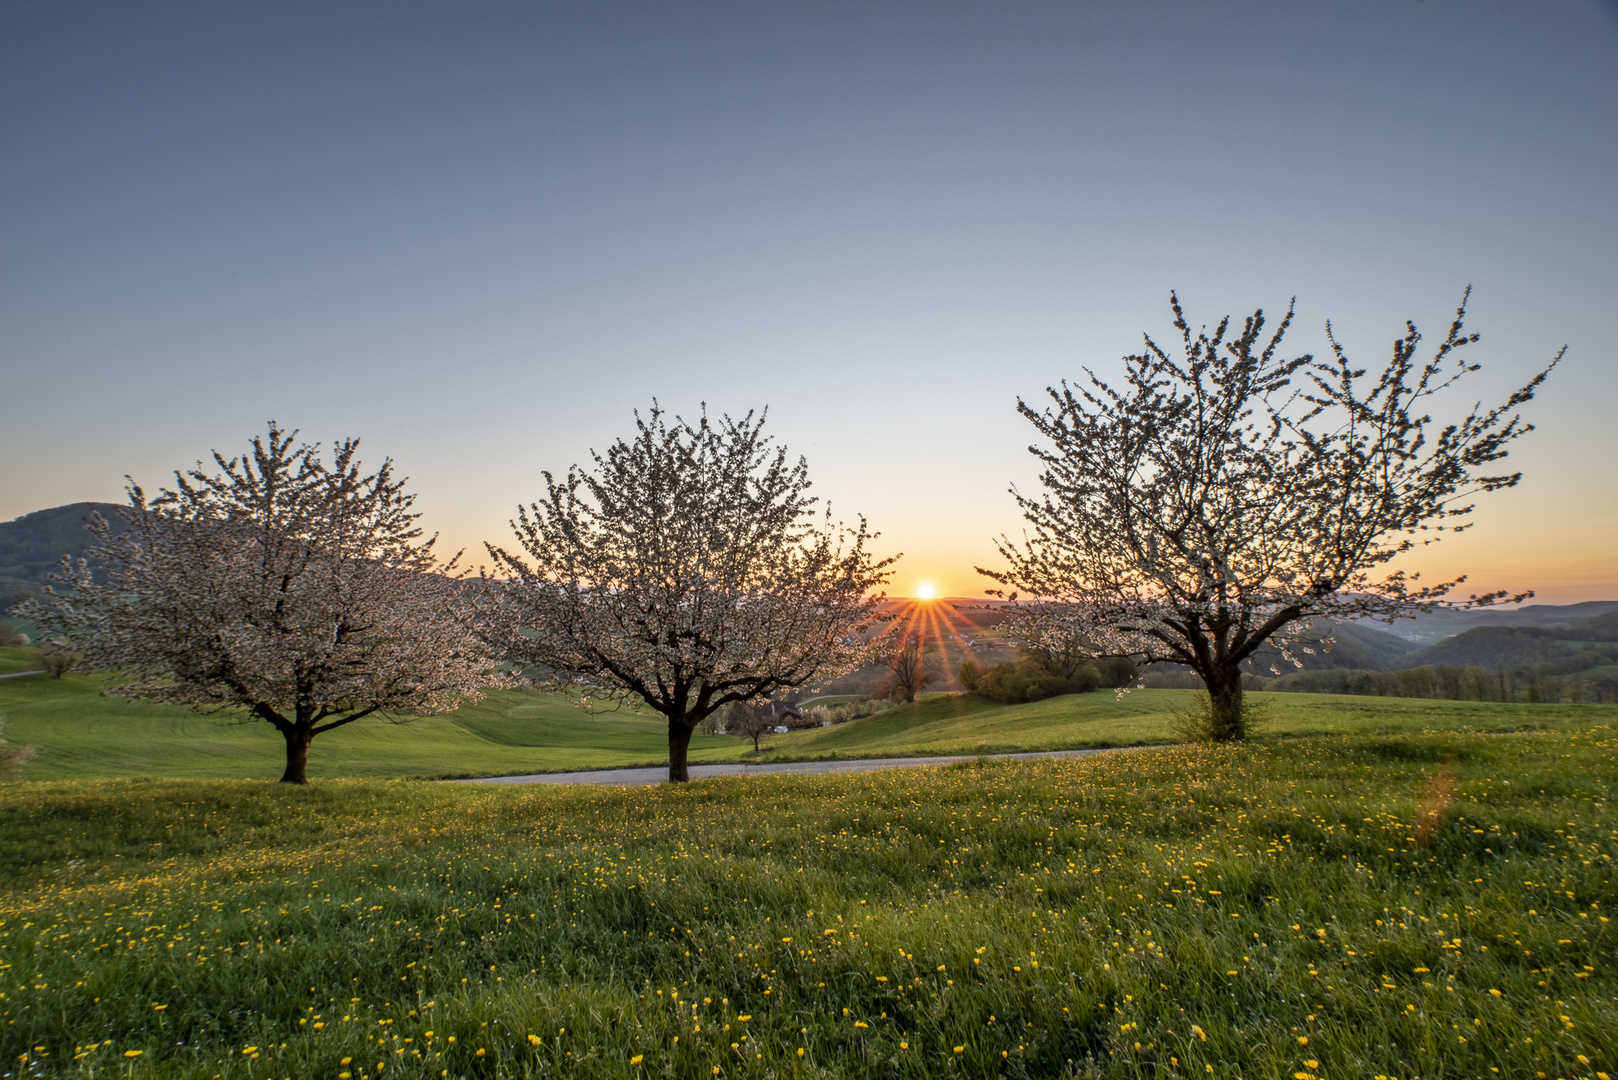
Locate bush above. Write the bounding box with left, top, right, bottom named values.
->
left=970, top=657, right=1101, bottom=705
left=1167, top=691, right=1272, bottom=743
left=805, top=698, right=888, bottom=726
left=1098, top=655, right=1140, bottom=688
left=40, top=644, right=82, bottom=679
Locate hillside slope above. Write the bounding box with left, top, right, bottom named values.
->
left=0, top=501, right=124, bottom=607
left=1405, top=625, right=1580, bottom=668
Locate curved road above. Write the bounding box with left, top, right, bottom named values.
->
left=460, top=748, right=1114, bottom=786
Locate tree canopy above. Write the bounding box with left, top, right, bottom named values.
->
left=980, top=290, right=1562, bottom=739
left=17, top=423, right=498, bottom=782
left=483, top=404, right=895, bottom=781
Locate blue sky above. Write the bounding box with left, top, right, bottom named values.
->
left=3, top=1, right=1614, bottom=599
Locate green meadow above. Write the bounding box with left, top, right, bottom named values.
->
left=5, top=648, right=1616, bottom=782
left=0, top=659, right=746, bottom=781
left=4, top=650, right=1616, bottom=1077
left=1, top=723, right=1614, bottom=1078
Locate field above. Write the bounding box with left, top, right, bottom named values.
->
left=1, top=718, right=1614, bottom=1078
left=0, top=661, right=748, bottom=781
left=6, top=651, right=1618, bottom=782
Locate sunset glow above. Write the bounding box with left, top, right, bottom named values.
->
left=915, top=583, right=937, bottom=600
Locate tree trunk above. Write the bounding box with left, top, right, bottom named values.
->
left=668, top=719, right=694, bottom=783
left=1203, top=664, right=1246, bottom=742
left=280, top=727, right=312, bottom=784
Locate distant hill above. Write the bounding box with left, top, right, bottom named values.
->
left=0, top=502, right=125, bottom=608
left=1404, top=625, right=1580, bottom=669
left=1557, top=610, right=1618, bottom=643
left=1374, top=600, right=1618, bottom=644
left=1243, top=618, right=1415, bottom=674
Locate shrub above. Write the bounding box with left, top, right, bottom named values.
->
left=1098, top=655, right=1140, bottom=688
left=1168, top=690, right=1272, bottom=743
left=971, top=658, right=1101, bottom=704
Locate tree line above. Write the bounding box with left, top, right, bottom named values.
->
left=1256, top=662, right=1618, bottom=704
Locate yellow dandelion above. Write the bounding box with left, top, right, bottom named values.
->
left=630, top=1054, right=643, bottom=1065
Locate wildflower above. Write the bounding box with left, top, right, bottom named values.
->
left=1297, top=1036, right=1308, bottom=1045
left=124, top=1050, right=143, bottom=1058
left=1191, top=1025, right=1207, bottom=1041
left=631, top=1054, right=643, bottom=1065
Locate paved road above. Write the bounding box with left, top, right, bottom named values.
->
left=460, top=748, right=1112, bottom=786
left=0, top=670, right=44, bottom=679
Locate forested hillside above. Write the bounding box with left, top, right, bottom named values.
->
left=0, top=502, right=124, bottom=607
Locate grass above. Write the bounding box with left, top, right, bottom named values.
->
left=0, top=721, right=1613, bottom=1078
left=0, top=646, right=45, bottom=676
left=753, top=690, right=1618, bottom=761
left=0, top=667, right=750, bottom=781
left=6, top=655, right=1618, bottom=782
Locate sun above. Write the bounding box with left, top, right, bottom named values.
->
left=915, top=583, right=937, bottom=600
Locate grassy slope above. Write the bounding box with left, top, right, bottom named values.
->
left=0, top=644, right=43, bottom=675
left=0, top=671, right=750, bottom=781
left=6, top=665, right=1618, bottom=781
left=0, top=722, right=1612, bottom=1078
left=755, top=689, right=1618, bottom=760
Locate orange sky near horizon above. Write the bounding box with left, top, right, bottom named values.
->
left=441, top=481, right=1616, bottom=608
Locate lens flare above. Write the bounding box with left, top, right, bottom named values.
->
left=915, top=583, right=937, bottom=600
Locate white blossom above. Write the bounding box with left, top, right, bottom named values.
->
left=16, top=423, right=500, bottom=782
left=483, top=403, right=895, bottom=781
left=981, top=290, right=1561, bottom=738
